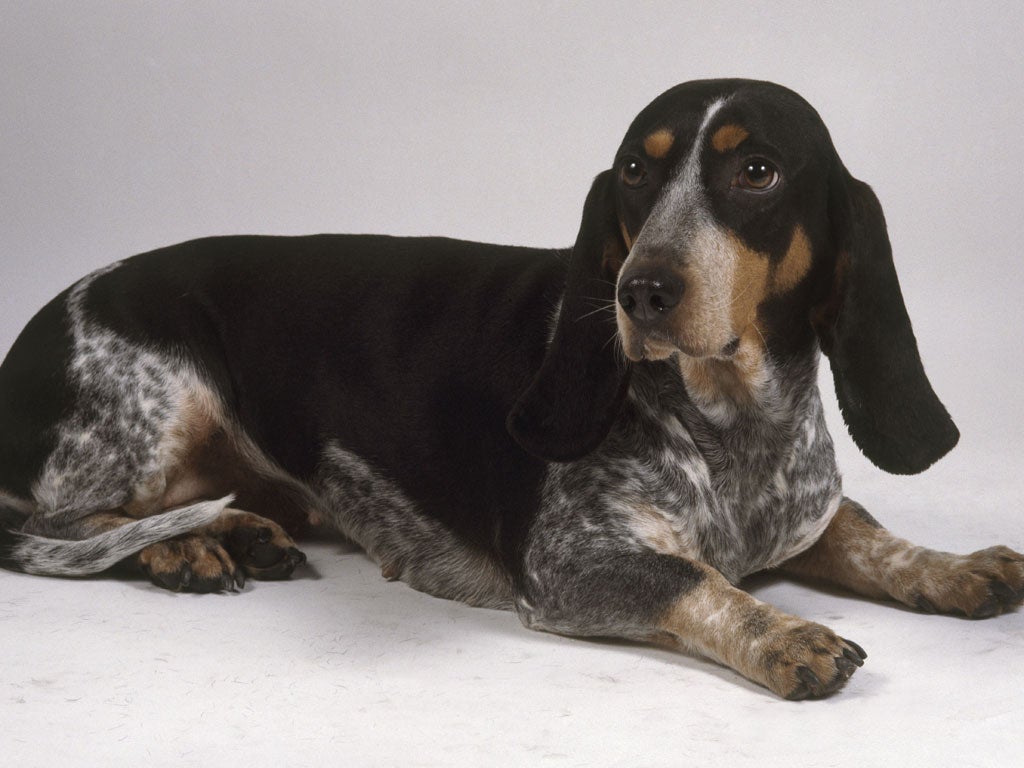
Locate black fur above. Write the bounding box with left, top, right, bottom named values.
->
left=507, top=170, right=631, bottom=462
left=817, top=164, right=959, bottom=474
left=84, top=235, right=562, bottom=556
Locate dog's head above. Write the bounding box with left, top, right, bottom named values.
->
left=508, top=79, right=959, bottom=474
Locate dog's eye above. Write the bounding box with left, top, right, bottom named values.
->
left=737, top=159, right=780, bottom=191
left=620, top=157, right=647, bottom=188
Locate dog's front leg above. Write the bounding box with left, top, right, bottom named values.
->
left=781, top=498, right=1024, bottom=617
left=517, top=547, right=864, bottom=699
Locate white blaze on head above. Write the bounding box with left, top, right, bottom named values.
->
left=618, top=98, right=742, bottom=358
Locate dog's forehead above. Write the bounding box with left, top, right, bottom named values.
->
left=617, top=79, right=828, bottom=161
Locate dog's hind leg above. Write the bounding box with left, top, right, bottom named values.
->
left=6, top=499, right=306, bottom=592
left=0, top=279, right=310, bottom=589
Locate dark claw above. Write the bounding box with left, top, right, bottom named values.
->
left=914, top=595, right=937, bottom=614
left=151, top=569, right=178, bottom=591
left=786, top=683, right=810, bottom=702
left=971, top=598, right=1000, bottom=619
left=841, top=646, right=865, bottom=668
left=834, top=655, right=857, bottom=678
left=243, top=546, right=307, bottom=580
left=189, top=573, right=225, bottom=593
left=840, top=637, right=867, bottom=660
left=989, top=580, right=1016, bottom=604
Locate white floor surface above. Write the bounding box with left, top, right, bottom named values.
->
left=3, top=438, right=1022, bottom=767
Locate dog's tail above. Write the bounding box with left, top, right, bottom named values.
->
left=0, top=494, right=30, bottom=570
left=0, top=495, right=233, bottom=576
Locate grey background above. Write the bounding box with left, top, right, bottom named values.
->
left=3, top=1, right=1023, bottom=464
left=2, top=2, right=1023, bottom=765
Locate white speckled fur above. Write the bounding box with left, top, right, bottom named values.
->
left=14, top=265, right=238, bottom=571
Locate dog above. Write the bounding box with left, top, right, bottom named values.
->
left=2, top=78, right=1021, bottom=700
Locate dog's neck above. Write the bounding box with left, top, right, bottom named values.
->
left=671, top=329, right=821, bottom=432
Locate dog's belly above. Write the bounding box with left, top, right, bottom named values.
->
left=314, top=443, right=516, bottom=609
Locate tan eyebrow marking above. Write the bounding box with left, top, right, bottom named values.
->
left=643, top=129, right=675, bottom=159
left=711, top=124, right=750, bottom=153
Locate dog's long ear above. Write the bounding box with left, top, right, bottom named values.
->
left=507, top=170, right=631, bottom=462
left=815, top=161, right=959, bottom=474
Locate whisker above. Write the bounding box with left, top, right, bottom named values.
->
left=728, top=276, right=759, bottom=309
left=704, top=275, right=759, bottom=313
left=578, top=293, right=617, bottom=305
left=602, top=329, right=622, bottom=354
left=575, top=303, right=618, bottom=322
left=751, top=321, right=768, bottom=348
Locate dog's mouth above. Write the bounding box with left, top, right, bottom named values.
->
left=621, top=329, right=742, bottom=363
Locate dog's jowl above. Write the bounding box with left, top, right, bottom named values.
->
left=2, top=79, right=1021, bottom=700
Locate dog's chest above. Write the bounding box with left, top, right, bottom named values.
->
left=679, top=403, right=842, bottom=581
left=539, top=375, right=842, bottom=583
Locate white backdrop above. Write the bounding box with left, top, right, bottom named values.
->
left=2, top=2, right=1023, bottom=766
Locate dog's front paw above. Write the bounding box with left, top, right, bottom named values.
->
left=758, top=620, right=866, bottom=700
left=908, top=545, right=1024, bottom=619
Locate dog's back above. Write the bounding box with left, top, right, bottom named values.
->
left=0, top=235, right=563, bottom=588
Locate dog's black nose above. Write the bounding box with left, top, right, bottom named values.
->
left=617, top=269, right=683, bottom=324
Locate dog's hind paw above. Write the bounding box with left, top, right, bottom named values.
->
left=135, top=508, right=307, bottom=592
left=221, top=514, right=307, bottom=581
left=137, top=534, right=245, bottom=593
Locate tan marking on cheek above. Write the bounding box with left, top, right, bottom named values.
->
left=771, top=225, right=813, bottom=294
left=618, top=219, right=633, bottom=251
left=643, top=129, right=675, bottom=159
left=711, top=124, right=750, bottom=153
left=726, top=232, right=770, bottom=335
left=602, top=237, right=627, bottom=285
